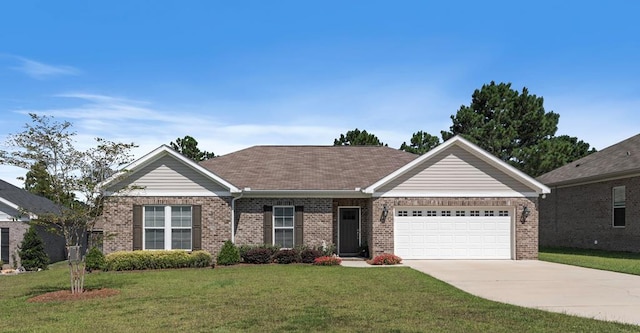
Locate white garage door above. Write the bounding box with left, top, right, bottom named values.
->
left=394, top=208, right=512, bottom=259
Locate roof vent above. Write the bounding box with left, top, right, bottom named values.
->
left=575, top=163, right=581, bottom=167
left=627, top=151, right=631, bottom=156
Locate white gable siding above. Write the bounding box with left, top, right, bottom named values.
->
left=377, top=146, right=534, bottom=196
left=108, top=155, right=229, bottom=195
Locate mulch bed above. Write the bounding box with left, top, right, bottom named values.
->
left=27, top=288, right=120, bottom=303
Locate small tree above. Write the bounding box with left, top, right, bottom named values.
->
left=18, top=225, right=49, bottom=271
left=216, top=240, right=240, bottom=265
left=333, top=129, right=387, bottom=146
left=0, top=113, right=136, bottom=293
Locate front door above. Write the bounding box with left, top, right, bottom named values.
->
left=339, top=208, right=360, bottom=256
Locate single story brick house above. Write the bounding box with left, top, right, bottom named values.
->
left=0, top=179, right=66, bottom=267
left=538, top=133, right=640, bottom=252
left=101, top=136, right=549, bottom=260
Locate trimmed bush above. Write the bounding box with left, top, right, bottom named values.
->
left=273, top=249, right=299, bottom=264
left=240, top=244, right=279, bottom=263
left=217, top=240, right=240, bottom=265
left=103, top=250, right=213, bottom=271
left=18, top=225, right=49, bottom=271
left=85, top=246, right=106, bottom=271
left=300, top=248, right=323, bottom=263
left=313, top=256, right=342, bottom=266
left=243, top=247, right=273, bottom=264
left=369, top=253, right=402, bottom=265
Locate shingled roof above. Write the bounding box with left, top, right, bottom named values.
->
left=199, top=145, right=419, bottom=190
left=537, top=133, right=640, bottom=186
left=0, top=179, right=62, bottom=216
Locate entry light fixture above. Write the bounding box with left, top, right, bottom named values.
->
left=381, top=204, right=389, bottom=222
left=521, top=206, right=530, bottom=224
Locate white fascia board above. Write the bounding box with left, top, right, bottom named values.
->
left=372, top=190, right=541, bottom=198
left=104, top=190, right=233, bottom=197
left=0, top=197, right=36, bottom=219
left=364, top=135, right=551, bottom=195
left=100, top=145, right=241, bottom=194
left=240, top=190, right=370, bottom=198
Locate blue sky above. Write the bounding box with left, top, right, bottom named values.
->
left=1, top=1, right=639, bottom=187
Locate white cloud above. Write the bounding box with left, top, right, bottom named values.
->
left=11, top=56, right=80, bottom=79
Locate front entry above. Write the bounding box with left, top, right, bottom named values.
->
left=338, top=207, right=360, bottom=256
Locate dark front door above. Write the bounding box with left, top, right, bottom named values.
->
left=339, top=208, right=360, bottom=256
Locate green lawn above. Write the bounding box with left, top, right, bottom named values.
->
left=1, top=262, right=638, bottom=332
left=540, top=247, right=640, bottom=276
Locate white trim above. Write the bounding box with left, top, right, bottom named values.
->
left=106, top=190, right=232, bottom=197
left=365, top=136, right=550, bottom=195
left=337, top=206, right=361, bottom=256
left=0, top=197, right=37, bottom=220
left=373, top=191, right=540, bottom=198
left=272, top=205, right=295, bottom=248
left=100, top=145, right=241, bottom=194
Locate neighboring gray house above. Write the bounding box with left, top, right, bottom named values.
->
left=101, top=136, right=549, bottom=260
left=0, top=179, right=66, bottom=266
left=538, top=133, right=640, bottom=252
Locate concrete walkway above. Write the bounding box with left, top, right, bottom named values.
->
left=404, top=260, right=640, bottom=326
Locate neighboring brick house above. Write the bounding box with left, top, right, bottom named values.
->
left=101, top=136, right=549, bottom=260
left=0, top=179, right=66, bottom=267
left=538, top=134, right=640, bottom=252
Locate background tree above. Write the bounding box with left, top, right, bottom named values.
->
left=333, top=128, right=386, bottom=146
left=0, top=113, right=137, bottom=293
left=441, top=81, right=594, bottom=176
left=18, top=225, right=49, bottom=271
left=169, top=135, right=215, bottom=161
left=23, top=161, right=75, bottom=206
left=400, top=131, right=440, bottom=155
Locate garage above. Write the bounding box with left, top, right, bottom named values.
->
left=394, top=208, right=512, bottom=259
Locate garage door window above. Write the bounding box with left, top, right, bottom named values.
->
left=397, top=210, right=408, bottom=217
left=441, top=211, right=451, bottom=216
left=470, top=210, right=480, bottom=216
left=426, top=211, right=437, bottom=216
left=498, top=211, right=509, bottom=216
left=412, top=211, right=423, bottom=217
left=484, top=210, right=495, bottom=216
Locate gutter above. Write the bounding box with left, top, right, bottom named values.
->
left=230, top=192, right=244, bottom=243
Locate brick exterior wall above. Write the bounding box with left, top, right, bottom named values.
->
left=370, top=197, right=540, bottom=260
left=0, top=221, right=66, bottom=267
left=234, top=198, right=333, bottom=248
left=102, top=196, right=232, bottom=256
left=540, top=176, right=640, bottom=252
left=0, top=221, right=28, bottom=267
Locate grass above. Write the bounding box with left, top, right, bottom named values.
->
left=1, top=262, right=639, bottom=332
left=540, top=247, right=640, bottom=276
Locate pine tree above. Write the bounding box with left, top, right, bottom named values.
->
left=18, top=225, right=49, bottom=271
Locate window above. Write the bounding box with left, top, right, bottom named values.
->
left=397, top=210, right=408, bottom=217
left=455, top=211, right=466, bottom=216
left=1, top=228, right=8, bottom=264
left=144, top=205, right=192, bottom=250
left=412, top=210, right=423, bottom=217
left=498, top=211, right=509, bottom=217
left=613, top=186, right=626, bottom=227
left=426, top=210, right=437, bottom=217
left=484, top=210, right=495, bottom=217
left=274, top=206, right=294, bottom=248
left=441, top=211, right=451, bottom=217
left=470, top=210, right=480, bottom=217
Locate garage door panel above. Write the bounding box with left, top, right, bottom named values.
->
left=394, top=209, right=512, bottom=259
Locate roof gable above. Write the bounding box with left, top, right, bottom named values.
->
left=200, top=145, right=418, bottom=191
left=102, top=145, right=240, bottom=194
left=537, top=133, right=640, bottom=186
left=365, top=136, right=550, bottom=196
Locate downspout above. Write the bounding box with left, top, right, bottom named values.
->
left=231, top=192, right=244, bottom=243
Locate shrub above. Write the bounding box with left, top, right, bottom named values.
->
left=103, top=250, right=213, bottom=271
left=240, top=244, right=279, bottom=263
left=85, top=246, right=106, bottom=271
left=217, top=240, right=240, bottom=265
left=370, top=253, right=402, bottom=265
left=18, top=225, right=49, bottom=271
left=272, top=249, right=299, bottom=264
left=300, top=248, right=323, bottom=263
left=313, top=256, right=342, bottom=266
left=243, top=247, right=273, bottom=264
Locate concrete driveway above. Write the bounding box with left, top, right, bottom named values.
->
left=405, top=260, right=640, bottom=326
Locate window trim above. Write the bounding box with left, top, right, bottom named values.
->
left=142, top=205, right=193, bottom=250
left=273, top=205, right=295, bottom=248
left=612, top=186, right=626, bottom=228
